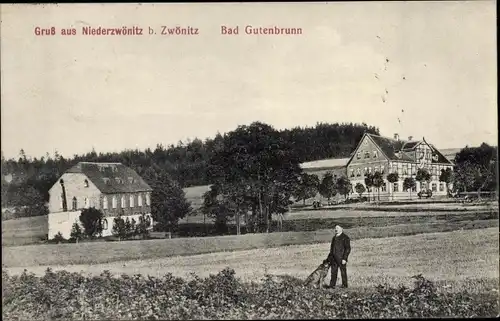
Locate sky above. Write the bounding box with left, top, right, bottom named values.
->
left=1, top=2, right=497, bottom=160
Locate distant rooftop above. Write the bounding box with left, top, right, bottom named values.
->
left=300, top=158, right=350, bottom=170
left=66, top=162, right=152, bottom=194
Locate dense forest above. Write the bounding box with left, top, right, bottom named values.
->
left=1, top=122, right=379, bottom=208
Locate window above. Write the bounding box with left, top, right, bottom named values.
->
left=356, top=169, right=361, bottom=177
left=103, top=196, right=108, bottom=209
left=403, top=167, right=408, bottom=175
left=112, top=196, right=117, bottom=209
left=364, top=151, right=370, bottom=159
left=146, top=193, right=151, bottom=206
left=121, top=196, right=126, bottom=208
left=84, top=179, right=89, bottom=188
left=412, top=186, right=417, bottom=192
left=138, top=194, right=143, bottom=206
left=381, top=184, right=387, bottom=192
left=101, top=219, right=108, bottom=230
left=129, top=195, right=134, bottom=207
left=367, top=187, right=372, bottom=192
left=373, top=151, right=378, bottom=158
left=368, top=167, right=372, bottom=174
left=380, top=166, right=385, bottom=174
left=356, top=152, right=361, bottom=160
left=439, top=183, right=445, bottom=192
left=432, top=183, right=437, bottom=192
left=72, top=197, right=77, bottom=210
left=374, top=166, right=379, bottom=173
left=350, top=169, right=355, bottom=177
left=364, top=167, right=368, bottom=174
left=84, top=198, right=90, bottom=209
left=393, top=183, right=399, bottom=192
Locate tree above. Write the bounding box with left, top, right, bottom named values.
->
left=403, top=177, right=417, bottom=200
left=453, top=144, right=497, bottom=198
left=201, top=184, right=237, bottom=235
left=386, top=172, right=399, bottom=201
left=319, top=172, right=337, bottom=203
left=135, top=214, right=150, bottom=239
left=143, top=167, right=193, bottom=233
left=124, top=217, right=133, bottom=237
left=355, top=183, right=366, bottom=199
left=336, top=176, right=352, bottom=200
left=294, top=173, right=320, bottom=205
left=364, top=173, right=374, bottom=202
left=372, top=171, right=385, bottom=202
left=416, top=168, right=432, bottom=191
left=79, top=208, right=104, bottom=238
left=439, top=168, right=453, bottom=197
left=207, top=122, right=302, bottom=234
left=112, top=214, right=127, bottom=241
left=69, top=222, right=83, bottom=243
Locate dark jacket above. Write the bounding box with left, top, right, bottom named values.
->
left=325, top=233, right=351, bottom=265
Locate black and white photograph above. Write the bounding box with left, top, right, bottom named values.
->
left=1, top=2, right=498, bottom=319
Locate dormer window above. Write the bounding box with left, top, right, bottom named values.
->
left=84, top=179, right=89, bottom=188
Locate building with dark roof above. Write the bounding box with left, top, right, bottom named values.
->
left=47, top=162, right=153, bottom=239
left=346, top=133, right=454, bottom=200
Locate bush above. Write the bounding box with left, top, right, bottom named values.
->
left=69, top=223, right=83, bottom=243
left=1, top=269, right=497, bottom=320
left=49, top=232, right=66, bottom=244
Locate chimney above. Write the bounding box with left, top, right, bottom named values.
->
left=394, top=133, right=399, bottom=141
left=408, top=136, right=413, bottom=141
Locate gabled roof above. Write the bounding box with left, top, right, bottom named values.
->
left=401, top=141, right=422, bottom=150
left=428, top=144, right=453, bottom=165
left=367, top=134, right=414, bottom=161
left=347, top=133, right=454, bottom=166
left=66, top=162, right=152, bottom=194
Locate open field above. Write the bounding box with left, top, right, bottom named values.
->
left=2, top=219, right=497, bottom=268
left=179, top=202, right=498, bottom=224
left=3, top=206, right=498, bottom=245
left=1, top=215, right=47, bottom=246
left=4, top=228, right=499, bottom=293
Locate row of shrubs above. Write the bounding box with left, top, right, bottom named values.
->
left=2, top=268, right=497, bottom=320
left=172, top=210, right=499, bottom=237
left=50, top=213, right=152, bottom=244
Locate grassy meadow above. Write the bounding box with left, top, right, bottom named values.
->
left=4, top=228, right=498, bottom=294
left=2, top=219, right=497, bottom=268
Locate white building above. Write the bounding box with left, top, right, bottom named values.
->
left=47, top=162, right=153, bottom=239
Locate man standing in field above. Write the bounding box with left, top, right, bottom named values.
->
left=324, top=225, right=351, bottom=288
